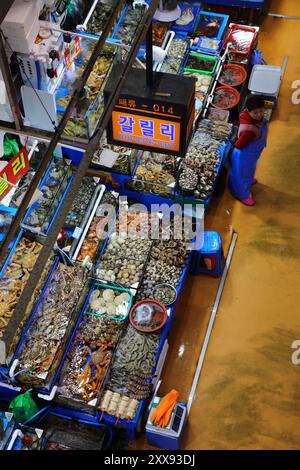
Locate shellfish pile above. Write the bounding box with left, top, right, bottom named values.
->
left=92, top=143, right=135, bottom=175
left=160, top=39, right=189, bottom=75
left=132, top=151, right=177, bottom=196
left=184, top=71, right=212, bottom=104
left=0, top=237, right=42, bottom=339
left=96, top=233, right=152, bottom=287
left=178, top=126, right=222, bottom=200
left=137, top=259, right=182, bottom=300
left=74, top=314, right=123, bottom=347
left=15, top=263, right=88, bottom=386
left=87, top=287, right=131, bottom=319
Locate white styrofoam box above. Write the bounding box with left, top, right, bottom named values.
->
left=8, top=18, right=40, bottom=54
left=2, top=0, right=42, bottom=39
left=21, top=85, right=58, bottom=132
left=0, top=80, right=14, bottom=122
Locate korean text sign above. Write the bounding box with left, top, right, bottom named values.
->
left=0, top=147, right=29, bottom=201
left=111, top=111, right=181, bottom=153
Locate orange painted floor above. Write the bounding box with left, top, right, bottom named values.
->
left=131, top=0, right=300, bottom=450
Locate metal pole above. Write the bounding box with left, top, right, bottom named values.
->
left=187, top=231, right=238, bottom=415
left=0, top=0, right=159, bottom=363
left=0, top=0, right=124, bottom=263
left=0, top=32, right=22, bottom=130
left=0, top=122, right=88, bottom=149
left=146, top=21, right=153, bottom=87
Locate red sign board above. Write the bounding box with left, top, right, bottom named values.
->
left=0, top=147, right=29, bottom=201
left=64, top=36, right=81, bottom=69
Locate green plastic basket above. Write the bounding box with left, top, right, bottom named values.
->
left=184, top=53, right=218, bottom=76
left=85, top=282, right=133, bottom=321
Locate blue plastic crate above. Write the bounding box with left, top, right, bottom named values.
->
left=194, top=10, right=229, bottom=40
left=0, top=229, right=24, bottom=278
left=169, top=3, right=201, bottom=35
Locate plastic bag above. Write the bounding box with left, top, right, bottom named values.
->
left=3, top=134, right=19, bottom=158
left=251, top=49, right=267, bottom=66
left=8, top=391, right=39, bottom=424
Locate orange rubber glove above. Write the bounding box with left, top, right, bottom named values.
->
left=150, top=389, right=179, bottom=428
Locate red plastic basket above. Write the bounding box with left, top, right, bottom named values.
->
left=129, top=299, right=168, bottom=334
left=211, top=85, right=240, bottom=110
left=218, top=64, right=247, bottom=87
left=223, top=24, right=258, bottom=55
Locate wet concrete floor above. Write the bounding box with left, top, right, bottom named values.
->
left=132, top=0, right=300, bottom=450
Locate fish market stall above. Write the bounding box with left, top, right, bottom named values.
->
left=9, top=260, right=89, bottom=393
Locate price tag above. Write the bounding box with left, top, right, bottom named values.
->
left=72, top=226, right=82, bottom=239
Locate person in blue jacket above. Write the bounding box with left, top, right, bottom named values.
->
left=228, top=95, right=268, bottom=206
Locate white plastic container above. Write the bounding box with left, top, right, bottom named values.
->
left=248, top=65, right=282, bottom=97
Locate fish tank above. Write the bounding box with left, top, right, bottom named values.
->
left=194, top=11, right=229, bottom=39
left=65, top=177, right=97, bottom=229
left=21, top=157, right=73, bottom=236
left=159, top=38, right=189, bottom=74
left=57, top=39, right=118, bottom=140
left=81, top=1, right=115, bottom=36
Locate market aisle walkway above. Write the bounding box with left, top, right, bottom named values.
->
left=132, top=0, right=300, bottom=450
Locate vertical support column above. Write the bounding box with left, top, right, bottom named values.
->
left=0, top=32, right=23, bottom=130
left=146, top=21, right=153, bottom=88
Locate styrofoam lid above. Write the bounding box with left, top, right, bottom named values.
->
left=97, top=148, right=118, bottom=168
left=248, top=65, right=281, bottom=96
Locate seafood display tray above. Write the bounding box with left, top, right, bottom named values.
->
left=46, top=284, right=131, bottom=412
left=76, top=0, right=116, bottom=38
left=0, top=228, right=23, bottom=278
left=183, top=52, right=219, bottom=76
left=191, top=37, right=223, bottom=56
left=194, top=10, right=229, bottom=40
left=95, top=236, right=154, bottom=294
left=4, top=411, right=110, bottom=450
left=156, top=36, right=190, bottom=75
left=111, top=2, right=149, bottom=48
left=69, top=184, right=106, bottom=261
left=9, top=258, right=90, bottom=394
left=95, top=259, right=192, bottom=438
left=222, top=23, right=258, bottom=56
left=21, top=157, right=73, bottom=236
left=167, top=3, right=201, bottom=35
left=175, top=140, right=230, bottom=209
left=91, top=148, right=140, bottom=176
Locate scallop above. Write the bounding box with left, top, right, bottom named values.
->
left=90, top=289, right=101, bottom=302
left=103, top=289, right=115, bottom=301
left=106, top=304, right=116, bottom=316
left=118, top=292, right=131, bottom=303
